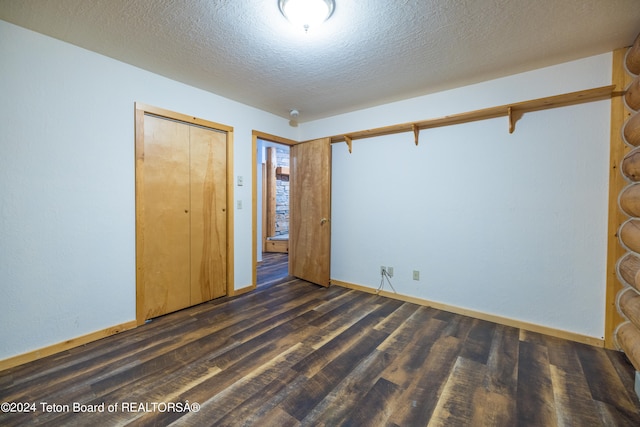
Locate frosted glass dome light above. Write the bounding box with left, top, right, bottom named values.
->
left=279, top=0, right=335, bottom=32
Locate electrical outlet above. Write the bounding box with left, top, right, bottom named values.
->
left=387, top=266, right=394, bottom=277
left=413, top=270, right=420, bottom=281
left=380, top=266, right=386, bottom=275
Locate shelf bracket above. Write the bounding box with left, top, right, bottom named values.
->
left=508, top=107, right=515, bottom=134
left=412, top=124, right=420, bottom=146
left=344, top=135, right=353, bottom=153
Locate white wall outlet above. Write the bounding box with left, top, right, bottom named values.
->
left=237, top=176, right=243, bottom=186
left=380, top=266, right=386, bottom=275
left=237, top=200, right=243, bottom=210
left=387, top=266, right=394, bottom=277
left=413, top=270, right=420, bottom=281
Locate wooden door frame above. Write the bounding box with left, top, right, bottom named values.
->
left=251, top=131, right=298, bottom=290
left=265, top=147, right=278, bottom=244
left=135, top=103, right=235, bottom=325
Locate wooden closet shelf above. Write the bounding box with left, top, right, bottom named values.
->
left=320, top=85, right=618, bottom=146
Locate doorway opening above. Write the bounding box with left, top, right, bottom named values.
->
left=252, top=132, right=332, bottom=290
left=256, top=136, right=292, bottom=286
left=263, top=143, right=290, bottom=254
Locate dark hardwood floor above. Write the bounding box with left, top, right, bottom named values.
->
left=1, top=254, right=639, bottom=426
left=256, top=252, right=289, bottom=287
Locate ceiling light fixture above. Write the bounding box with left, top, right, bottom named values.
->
left=278, top=0, right=335, bottom=32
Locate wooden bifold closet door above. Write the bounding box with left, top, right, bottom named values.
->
left=137, top=110, right=227, bottom=323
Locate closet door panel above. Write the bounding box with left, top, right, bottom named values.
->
left=142, top=115, right=191, bottom=318
left=189, top=126, right=228, bottom=304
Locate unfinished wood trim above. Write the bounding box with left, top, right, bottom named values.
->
left=0, top=320, right=137, bottom=371
left=135, top=106, right=146, bottom=326
left=135, top=102, right=234, bottom=133
left=252, top=130, right=299, bottom=146
left=261, top=165, right=267, bottom=252
left=266, top=147, right=277, bottom=238
left=276, top=166, right=290, bottom=176
left=605, top=49, right=635, bottom=349
left=507, top=107, right=515, bottom=133
left=233, top=284, right=255, bottom=297
left=252, top=133, right=260, bottom=289
left=308, top=85, right=616, bottom=145
left=332, top=280, right=604, bottom=347
left=226, top=128, right=235, bottom=300
left=344, top=135, right=353, bottom=153
left=264, top=238, right=289, bottom=253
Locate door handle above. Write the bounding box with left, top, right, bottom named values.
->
left=320, top=217, right=330, bottom=225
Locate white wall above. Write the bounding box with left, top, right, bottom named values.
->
left=0, top=17, right=613, bottom=362
left=301, top=54, right=612, bottom=339
left=0, top=20, right=296, bottom=361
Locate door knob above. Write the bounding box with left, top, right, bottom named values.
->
left=320, top=217, right=330, bottom=225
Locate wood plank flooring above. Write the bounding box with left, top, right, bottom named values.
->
left=256, top=252, right=289, bottom=287
left=1, top=255, right=639, bottom=426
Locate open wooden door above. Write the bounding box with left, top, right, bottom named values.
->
left=289, top=137, right=332, bottom=287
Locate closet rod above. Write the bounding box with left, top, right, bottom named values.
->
left=308, top=85, right=618, bottom=146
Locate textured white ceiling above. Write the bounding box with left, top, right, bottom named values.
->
left=1, top=0, right=639, bottom=122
